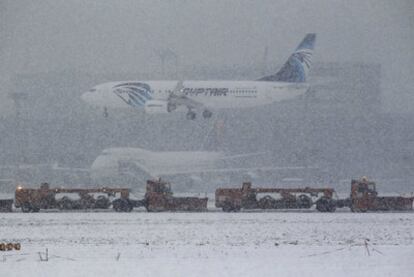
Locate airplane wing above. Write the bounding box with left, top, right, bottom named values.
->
left=151, top=165, right=320, bottom=177
left=167, top=80, right=204, bottom=111
left=165, top=80, right=215, bottom=119
left=217, top=152, right=268, bottom=160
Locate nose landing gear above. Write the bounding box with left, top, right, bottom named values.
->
left=103, top=107, right=109, bottom=118
left=185, top=109, right=212, bottom=120
left=167, top=103, right=176, bottom=113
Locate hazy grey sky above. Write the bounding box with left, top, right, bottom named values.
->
left=1, top=0, right=413, bottom=112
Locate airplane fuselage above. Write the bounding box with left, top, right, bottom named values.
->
left=82, top=80, right=308, bottom=111
left=82, top=34, right=316, bottom=118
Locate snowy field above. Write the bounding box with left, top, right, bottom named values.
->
left=1, top=211, right=413, bottom=277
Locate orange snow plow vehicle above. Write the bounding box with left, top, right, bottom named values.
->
left=109, top=179, right=208, bottom=212
left=14, top=183, right=133, bottom=212
left=349, top=178, right=414, bottom=212
left=14, top=180, right=208, bottom=213
left=216, top=178, right=414, bottom=212
left=215, top=182, right=337, bottom=212
left=143, top=179, right=208, bottom=212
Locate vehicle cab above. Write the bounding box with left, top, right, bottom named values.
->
left=350, top=177, right=377, bottom=212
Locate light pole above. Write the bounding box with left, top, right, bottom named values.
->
left=9, top=91, right=28, bottom=182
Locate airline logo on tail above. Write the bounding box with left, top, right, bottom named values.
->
left=293, top=48, right=312, bottom=72
left=113, top=82, right=153, bottom=107
left=258, top=33, right=316, bottom=83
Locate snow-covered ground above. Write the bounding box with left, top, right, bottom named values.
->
left=1, top=212, right=413, bottom=276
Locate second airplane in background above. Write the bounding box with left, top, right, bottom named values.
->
left=82, top=34, right=316, bottom=120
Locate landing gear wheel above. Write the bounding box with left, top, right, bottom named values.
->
left=202, top=110, right=212, bottom=119
left=186, top=110, right=196, bottom=120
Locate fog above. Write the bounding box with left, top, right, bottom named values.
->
left=2, top=1, right=413, bottom=108
left=0, top=1, right=414, bottom=191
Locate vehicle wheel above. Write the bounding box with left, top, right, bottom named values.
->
left=202, top=110, right=212, bottom=119
left=14, top=243, right=21, bottom=251
left=222, top=202, right=235, bottom=212
left=6, top=243, right=14, bottom=251
left=328, top=203, right=336, bottom=212
left=113, top=199, right=132, bottom=212
left=316, top=197, right=336, bottom=212
left=186, top=111, right=196, bottom=120
left=298, top=194, right=312, bottom=209
left=59, top=197, right=73, bottom=210
left=21, top=203, right=32, bottom=213
left=79, top=196, right=95, bottom=209
left=32, top=206, right=40, bottom=212
left=258, top=195, right=276, bottom=209
left=356, top=207, right=367, bottom=213
left=233, top=206, right=241, bottom=212
left=112, top=199, right=122, bottom=212
left=95, top=196, right=110, bottom=209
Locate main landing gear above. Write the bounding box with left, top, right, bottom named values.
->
left=186, top=109, right=212, bottom=120
left=103, top=107, right=109, bottom=118
left=202, top=110, right=212, bottom=119
left=186, top=110, right=196, bottom=120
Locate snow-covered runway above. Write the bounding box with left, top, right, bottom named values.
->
left=1, top=212, right=413, bottom=276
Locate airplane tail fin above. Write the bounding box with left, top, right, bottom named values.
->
left=258, top=33, right=316, bottom=83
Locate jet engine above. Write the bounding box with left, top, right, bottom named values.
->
left=144, top=100, right=169, bottom=114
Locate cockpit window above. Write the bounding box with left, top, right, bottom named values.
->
left=89, top=88, right=96, bottom=92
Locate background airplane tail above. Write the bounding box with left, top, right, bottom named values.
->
left=258, top=33, right=316, bottom=83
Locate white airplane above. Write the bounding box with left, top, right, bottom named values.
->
left=82, top=34, right=316, bottom=119
left=90, top=147, right=317, bottom=188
